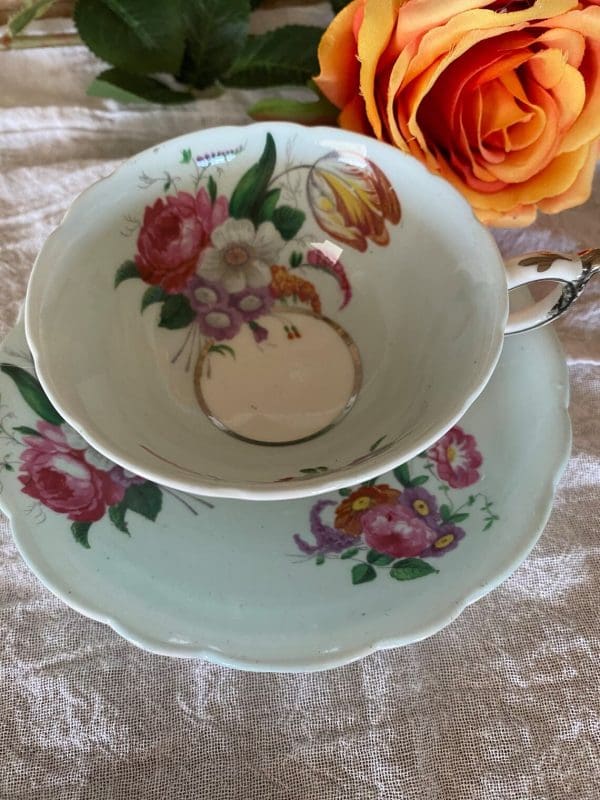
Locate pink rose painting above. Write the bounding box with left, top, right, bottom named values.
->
left=362, top=504, right=437, bottom=559
left=135, top=188, right=228, bottom=293
left=19, top=422, right=125, bottom=522
left=1, top=361, right=168, bottom=549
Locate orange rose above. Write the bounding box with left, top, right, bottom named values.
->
left=316, top=0, right=600, bottom=226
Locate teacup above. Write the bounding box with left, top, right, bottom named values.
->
left=24, top=123, right=597, bottom=500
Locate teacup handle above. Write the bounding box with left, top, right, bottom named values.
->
left=505, top=248, right=600, bottom=334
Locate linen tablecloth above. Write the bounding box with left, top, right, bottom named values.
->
left=1, top=6, right=599, bottom=799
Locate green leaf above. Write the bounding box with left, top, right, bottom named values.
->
left=158, top=294, right=195, bottom=329
left=180, top=148, right=192, bottom=164
left=8, top=0, right=57, bottom=37
left=351, top=563, right=377, bottom=585
left=4, top=464, right=13, bottom=472
left=289, top=251, right=303, bottom=268
left=440, top=504, right=452, bottom=523
left=209, top=344, right=235, bottom=359
left=390, top=558, right=438, bottom=581
left=248, top=94, right=338, bottom=126
left=340, top=548, right=359, bottom=560
left=74, top=0, right=186, bottom=75
left=71, top=521, right=92, bottom=549
left=483, top=519, right=494, bottom=531
left=0, top=364, right=63, bottom=425
left=223, top=25, right=324, bottom=87
left=109, top=501, right=129, bottom=533
left=13, top=425, right=41, bottom=437
left=411, top=475, right=429, bottom=486
left=256, top=188, right=281, bottom=225
left=141, top=286, right=167, bottom=312
left=229, top=132, right=276, bottom=221
left=449, top=512, right=469, bottom=523
left=124, top=481, right=162, bottom=521
left=393, top=463, right=411, bottom=488
left=366, top=549, right=394, bottom=566
left=114, top=260, right=139, bottom=287
left=176, top=0, right=250, bottom=90
left=272, top=206, right=305, bottom=240
left=207, top=174, right=217, bottom=204
left=315, top=553, right=325, bottom=566
left=370, top=435, right=386, bottom=452
left=88, top=68, right=194, bottom=105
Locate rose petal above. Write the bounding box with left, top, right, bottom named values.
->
left=538, top=139, right=599, bottom=213
left=477, top=204, right=538, bottom=227
left=385, top=0, right=577, bottom=153
left=539, top=8, right=600, bottom=151
left=338, top=94, right=371, bottom=133
left=393, top=0, right=496, bottom=51
left=484, top=81, right=560, bottom=183
left=315, top=0, right=363, bottom=109
left=436, top=141, right=591, bottom=212
left=357, top=0, right=398, bottom=138
left=538, top=27, right=585, bottom=68
left=527, top=47, right=567, bottom=89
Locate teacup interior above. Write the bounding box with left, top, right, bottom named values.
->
left=27, top=124, right=506, bottom=496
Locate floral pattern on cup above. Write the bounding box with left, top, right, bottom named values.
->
left=0, top=364, right=208, bottom=549
left=293, top=426, right=499, bottom=584
left=114, top=133, right=401, bottom=408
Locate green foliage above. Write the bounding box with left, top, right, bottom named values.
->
left=114, top=260, right=140, bottom=287
left=75, top=0, right=186, bottom=75
left=123, top=481, right=162, bottom=521
left=366, top=550, right=393, bottom=567
left=71, top=521, right=92, bottom=548
left=14, top=2, right=327, bottom=109
left=176, top=0, right=250, bottom=90
left=352, top=563, right=377, bottom=585
left=0, top=365, right=63, bottom=426
left=8, top=0, right=57, bottom=37
left=88, top=69, right=194, bottom=104
left=289, top=251, right=303, bottom=268
left=207, top=175, right=217, bottom=204
left=158, top=294, right=196, bottom=329
left=13, top=425, right=41, bottom=437
left=223, top=26, right=324, bottom=88
left=229, top=133, right=276, bottom=221
left=209, top=344, right=236, bottom=359
left=141, top=286, right=168, bottom=312
left=272, top=206, right=305, bottom=241
left=390, top=559, right=438, bottom=581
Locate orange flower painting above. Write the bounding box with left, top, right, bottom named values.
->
left=316, top=0, right=600, bottom=226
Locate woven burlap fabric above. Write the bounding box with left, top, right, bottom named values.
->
left=1, top=7, right=599, bottom=799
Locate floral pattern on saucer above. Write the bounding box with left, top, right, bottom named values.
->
left=294, top=426, right=498, bottom=584
left=0, top=363, right=208, bottom=549
left=115, top=132, right=400, bottom=375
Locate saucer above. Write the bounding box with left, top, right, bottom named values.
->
left=0, top=317, right=570, bottom=672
